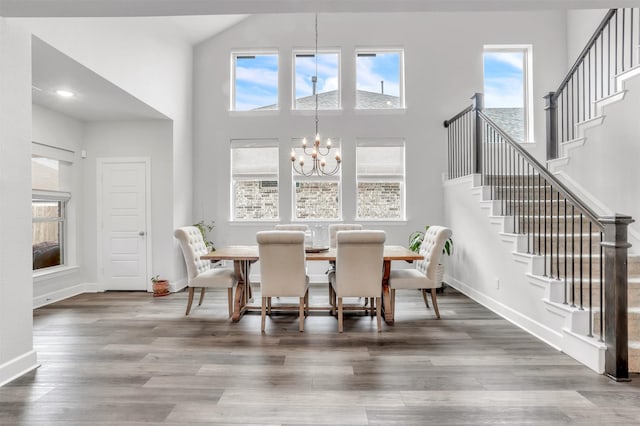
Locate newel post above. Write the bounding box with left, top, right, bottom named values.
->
left=544, top=92, right=558, bottom=160
left=601, top=214, right=634, bottom=381
left=472, top=93, right=483, bottom=174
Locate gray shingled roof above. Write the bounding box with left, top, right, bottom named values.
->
left=484, top=108, right=525, bottom=143
left=253, top=90, right=401, bottom=110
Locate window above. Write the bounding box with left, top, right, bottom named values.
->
left=356, top=49, right=404, bottom=109
left=32, top=152, right=72, bottom=271
left=483, top=45, right=533, bottom=142
left=356, top=140, right=405, bottom=220
left=291, top=138, right=341, bottom=221
left=231, top=52, right=279, bottom=111
left=293, top=50, right=340, bottom=110
left=231, top=140, right=279, bottom=220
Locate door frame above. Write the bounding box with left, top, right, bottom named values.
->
left=96, top=157, right=152, bottom=291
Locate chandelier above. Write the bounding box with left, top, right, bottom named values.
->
left=290, top=13, right=341, bottom=176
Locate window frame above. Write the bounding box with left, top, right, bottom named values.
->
left=32, top=190, right=70, bottom=271
left=230, top=50, right=280, bottom=112
left=355, top=139, right=406, bottom=221
left=482, top=44, right=534, bottom=143
left=291, top=137, right=342, bottom=222
left=230, top=139, right=280, bottom=222
left=292, top=48, right=341, bottom=111
left=355, top=48, right=405, bottom=110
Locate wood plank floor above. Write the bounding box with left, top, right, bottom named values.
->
left=1, top=285, right=640, bottom=425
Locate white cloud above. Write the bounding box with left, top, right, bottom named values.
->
left=236, top=66, right=278, bottom=87
left=484, top=76, right=523, bottom=108
left=485, top=51, right=523, bottom=71
left=356, top=57, right=399, bottom=96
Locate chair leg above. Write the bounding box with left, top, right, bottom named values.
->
left=430, top=288, right=441, bottom=319
left=304, top=289, right=309, bottom=316
left=391, top=288, right=396, bottom=318
left=198, top=288, right=206, bottom=306
left=329, top=286, right=335, bottom=316
left=299, top=296, right=305, bottom=332
left=227, top=288, right=233, bottom=318
left=375, top=296, right=382, bottom=332
left=185, top=287, right=195, bottom=315
left=267, top=297, right=272, bottom=315
left=370, top=297, right=375, bottom=317
left=261, top=297, right=267, bottom=333
left=421, top=289, right=430, bottom=308
left=338, top=297, right=344, bottom=333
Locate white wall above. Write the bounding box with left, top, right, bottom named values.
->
left=82, top=120, right=175, bottom=284
left=557, top=73, right=640, bottom=253
left=0, top=18, right=38, bottom=386
left=193, top=11, right=568, bottom=254
left=19, top=17, right=194, bottom=285
left=31, top=105, right=88, bottom=305
left=566, top=9, right=608, bottom=67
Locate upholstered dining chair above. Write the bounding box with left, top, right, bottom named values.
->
left=388, top=225, right=452, bottom=319
left=274, top=224, right=309, bottom=232
left=174, top=226, right=237, bottom=317
left=328, top=224, right=363, bottom=248
left=328, top=230, right=385, bottom=333
left=257, top=230, right=310, bottom=333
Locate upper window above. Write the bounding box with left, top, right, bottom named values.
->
left=32, top=151, right=72, bottom=271
left=483, top=45, right=533, bottom=143
left=356, top=140, right=405, bottom=220
left=231, top=52, right=279, bottom=111
left=356, top=49, right=404, bottom=109
left=291, top=138, right=341, bottom=221
left=293, top=50, right=340, bottom=110
left=230, top=140, right=279, bottom=221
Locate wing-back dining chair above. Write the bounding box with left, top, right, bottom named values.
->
left=257, top=230, right=310, bottom=332
left=174, top=226, right=237, bottom=317
left=274, top=224, right=309, bottom=232
left=388, top=225, right=452, bottom=320
left=328, top=224, right=363, bottom=249
left=328, top=230, right=385, bottom=333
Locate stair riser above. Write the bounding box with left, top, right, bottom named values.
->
left=504, top=201, right=592, bottom=217
left=556, top=284, right=640, bottom=309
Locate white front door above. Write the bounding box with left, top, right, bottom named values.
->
left=98, top=159, right=150, bottom=291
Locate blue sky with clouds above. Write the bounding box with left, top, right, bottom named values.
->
left=483, top=51, right=524, bottom=108
left=234, top=51, right=402, bottom=110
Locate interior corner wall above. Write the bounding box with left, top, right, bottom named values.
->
left=0, top=18, right=38, bottom=386
left=193, top=11, right=567, bottom=250
left=19, top=17, right=194, bottom=284
left=32, top=104, right=87, bottom=303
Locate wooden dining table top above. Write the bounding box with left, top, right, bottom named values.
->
left=200, top=245, right=423, bottom=262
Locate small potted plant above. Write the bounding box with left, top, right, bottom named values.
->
left=151, top=275, right=170, bottom=297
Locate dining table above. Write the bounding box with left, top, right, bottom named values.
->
left=201, top=245, right=423, bottom=324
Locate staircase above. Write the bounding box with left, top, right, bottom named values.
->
left=493, top=177, right=640, bottom=372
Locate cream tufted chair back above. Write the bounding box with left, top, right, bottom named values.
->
left=333, top=230, right=386, bottom=297
left=174, top=226, right=211, bottom=282
left=328, top=224, right=363, bottom=249
left=415, top=226, right=452, bottom=281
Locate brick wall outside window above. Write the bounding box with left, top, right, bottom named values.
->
left=295, top=182, right=339, bottom=219
left=234, top=180, right=278, bottom=220
left=357, top=182, right=402, bottom=219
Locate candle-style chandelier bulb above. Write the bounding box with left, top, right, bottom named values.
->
left=290, top=13, right=342, bottom=177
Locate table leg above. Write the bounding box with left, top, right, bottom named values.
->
left=381, top=260, right=394, bottom=324
left=232, top=260, right=249, bottom=322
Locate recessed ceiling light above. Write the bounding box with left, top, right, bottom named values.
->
left=55, top=89, right=75, bottom=98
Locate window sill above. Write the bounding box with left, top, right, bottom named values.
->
left=356, top=219, right=408, bottom=225
left=354, top=108, right=407, bottom=115
left=229, top=110, right=279, bottom=117
left=229, top=219, right=280, bottom=226
left=33, top=265, right=80, bottom=282
left=291, top=109, right=343, bottom=116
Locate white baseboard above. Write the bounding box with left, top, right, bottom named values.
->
left=33, top=282, right=102, bottom=309
left=445, top=274, right=604, bottom=373
left=0, top=350, right=39, bottom=387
